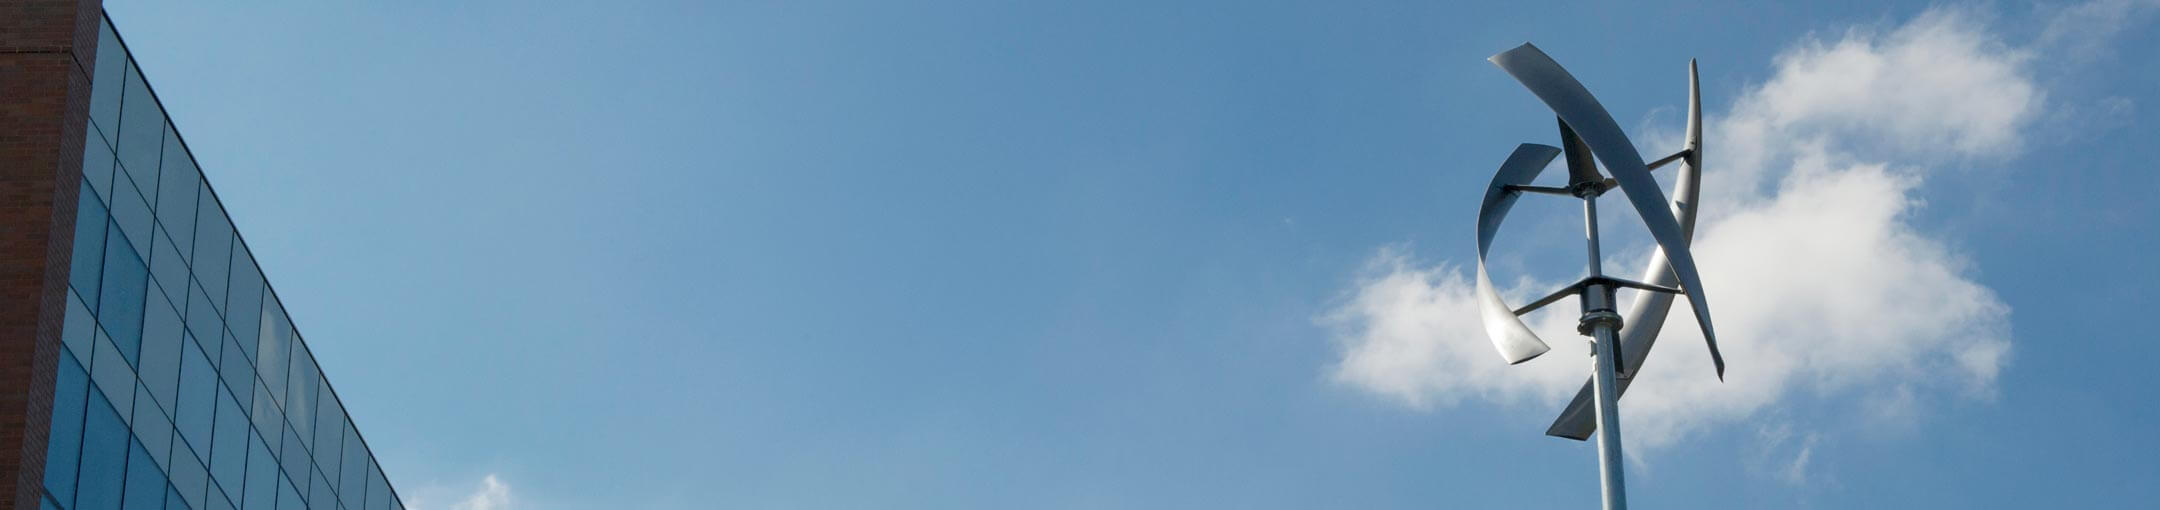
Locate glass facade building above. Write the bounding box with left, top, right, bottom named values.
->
left=0, top=4, right=405, bottom=510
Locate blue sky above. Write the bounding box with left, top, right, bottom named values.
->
left=98, top=1, right=2159, bottom=508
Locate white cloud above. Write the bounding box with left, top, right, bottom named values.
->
left=1750, top=424, right=1822, bottom=486
left=1325, top=5, right=2055, bottom=452
left=2038, top=0, right=2160, bottom=63
left=410, top=474, right=514, bottom=510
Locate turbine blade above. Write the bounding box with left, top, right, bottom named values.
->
left=1557, top=118, right=1602, bottom=187
left=1548, top=58, right=1712, bottom=440
left=1477, top=143, right=1564, bottom=364
left=1490, top=43, right=1723, bottom=379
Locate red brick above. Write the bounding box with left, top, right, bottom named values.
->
left=0, top=1, right=103, bottom=508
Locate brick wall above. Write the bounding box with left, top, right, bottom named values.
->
left=0, top=0, right=103, bottom=508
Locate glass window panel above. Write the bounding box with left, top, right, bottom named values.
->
left=91, top=329, right=138, bottom=424
left=276, top=473, right=304, bottom=510
left=72, top=185, right=109, bottom=303
left=225, top=248, right=263, bottom=348
left=130, top=383, right=174, bottom=471
left=139, top=293, right=185, bottom=412
left=364, top=461, right=388, bottom=510
left=44, top=349, right=90, bottom=506
left=168, top=443, right=209, bottom=510
left=218, top=333, right=253, bottom=405
left=209, top=385, right=248, bottom=502
left=309, top=469, right=334, bottom=510
left=83, top=128, right=117, bottom=205
left=176, top=334, right=217, bottom=458
left=117, top=60, right=164, bottom=197
left=150, top=229, right=189, bottom=307
left=311, top=390, right=342, bottom=482
left=250, top=380, right=283, bottom=442
left=284, top=346, right=318, bottom=453
left=279, top=424, right=310, bottom=484
left=80, top=387, right=131, bottom=510
left=65, top=288, right=98, bottom=359
left=167, top=488, right=189, bottom=510
left=185, top=283, right=225, bottom=353
left=123, top=439, right=168, bottom=510
left=201, top=328, right=224, bottom=367
left=205, top=489, right=234, bottom=510
left=157, top=126, right=200, bottom=254
left=255, top=302, right=290, bottom=404
left=337, top=421, right=366, bottom=507
left=244, top=431, right=277, bottom=510
left=110, top=176, right=155, bottom=262
left=98, top=221, right=149, bottom=367
left=190, top=194, right=233, bottom=307
left=91, top=18, right=126, bottom=140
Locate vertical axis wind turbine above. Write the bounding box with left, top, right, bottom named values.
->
left=1473, top=43, right=1720, bottom=510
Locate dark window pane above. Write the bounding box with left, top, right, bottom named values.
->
left=309, top=469, right=334, bottom=510
left=140, top=294, right=185, bottom=412
left=128, top=383, right=174, bottom=472
left=224, top=248, right=263, bottom=349
left=44, top=349, right=90, bottom=506
left=250, top=380, right=282, bottom=443
left=200, top=328, right=223, bottom=367
left=276, top=473, right=304, bottom=510
left=168, top=444, right=208, bottom=510
left=167, top=488, right=189, bottom=510
left=83, top=127, right=117, bottom=205
left=90, top=18, right=126, bottom=140
left=185, top=283, right=225, bottom=354
left=204, top=489, right=234, bottom=510
left=284, top=346, right=318, bottom=453
left=108, top=174, right=155, bottom=264
left=71, top=185, right=109, bottom=304
left=150, top=229, right=189, bottom=307
left=364, top=461, right=388, bottom=510
left=243, top=431, right=277, bottom=510
left=90, top=330, right=137, bottom=421
left=116, top=61, right=163, bottom=197
left=311, top=390, right=342, bottom=483
left=208, top=385, right=247, bottom=502
left=98, top=222, right=149, bottom=368
left=176, top=334, right=217, bottom=458
left=190, top=193, right=233, bottom=308
left=122, top=439, right=167, bottom=510
left=79, top=388, right=131, bottom=510
left=157, top=126, right=200, bottom=254
left=337, top=420, right=366, bottom=507
left=254, top=303, right=290, bottom=405
left=278, top=424, right=310, bottom=484
left=217, top=334, right=253, bottom=405
left=65, top=289, right=98, bottom=357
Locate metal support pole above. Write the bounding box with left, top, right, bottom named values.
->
left=1578, top=192, right=1628, bottom=510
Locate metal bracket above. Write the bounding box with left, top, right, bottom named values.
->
left=1645, top=148, right=1693, bottom=172
left=1510, top=276, right=1685, bottom=317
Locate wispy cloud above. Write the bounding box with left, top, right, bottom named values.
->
left=410, top=474, right=515, bottom=510
left=1323, top=4, right=2088, bottom=454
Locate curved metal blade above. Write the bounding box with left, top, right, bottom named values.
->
left=1557, top=118, right=1602, bottom=187
left=1476, top=143, right=1564, bottom=364
left=1549, top=59, right=1707, bottom=440
left=1490, top=43, right=1723, bottom=380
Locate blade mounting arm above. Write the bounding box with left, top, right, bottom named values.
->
left=1595, top=276, right=1682, bottom=295
left=1503, top=184, right=1576, bottom=196
left=1510, top=281, right=1585, bottom=316
left=1645, top=149, right=1694, bottom=172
